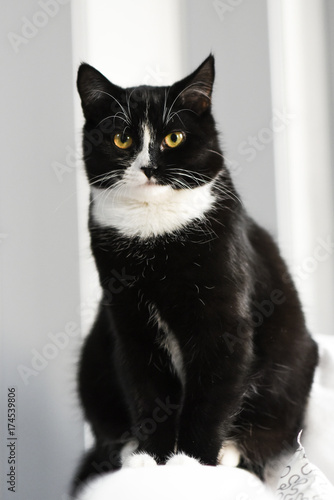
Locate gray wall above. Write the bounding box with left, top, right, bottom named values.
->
left=184, top=0, right=277, bottom=236
left=1, top=2, right=84, bottom=499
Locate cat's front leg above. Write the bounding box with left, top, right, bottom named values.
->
left=117, top=338, right=182, bottom=463
left=176, top=326, right=253, bottom=465
left=111, top=301, right=183, bottom=463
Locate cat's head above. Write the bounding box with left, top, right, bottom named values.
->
left=77, top=55, right=224, bottom=202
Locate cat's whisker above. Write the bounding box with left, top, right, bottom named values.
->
left=166, top=167, right=242, bottom=209
left=89, top=170, right=124, bottom=188
left=167, top=166, right=212, bottom=179
left=167, top=167, right=205, bottom=178
left=166, top=168, right=212, bottom=190
left=93, top=180, right=126, bottom=218
left=167, top=108, right=195, bottom=128
left=90, top=170, right=123, bottom=182
left=206, top=148, right=241, bottom=170
left=213, top=184, right=242, bottom=206
left=93, top=89, right=131, bottom=126
left=126, top=88, right=136, bottom=121
left=206, top=149, right=225, bottom=159
left=162, top=88, right=170, bottom=124
left=164, top=172, right=197, bottom=190
left=96, top=112, right=129, bottom=130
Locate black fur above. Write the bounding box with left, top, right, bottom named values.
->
left=72, top=55, right=318, bottom=494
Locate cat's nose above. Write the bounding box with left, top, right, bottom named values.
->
left=141, top=166, right=156, bottom=179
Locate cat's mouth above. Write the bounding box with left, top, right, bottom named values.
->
left=141, top=177, right=157, bottom=186
left=121, top=169, right=173, bottom=197
left=130, top=173, right=166, bottom=189
left=120, top=176, right=171, bottom=203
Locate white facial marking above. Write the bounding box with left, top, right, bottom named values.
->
left=136, top=124, right=151, bottom=169
left=123, top=123, right=152, bottom=187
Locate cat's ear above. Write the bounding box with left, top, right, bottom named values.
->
left=77, top=63, right=123, bottom=121
left=171, top=55, right=215, bottom=115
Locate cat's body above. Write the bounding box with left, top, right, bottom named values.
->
left=73, top=56, right=318, bottom=494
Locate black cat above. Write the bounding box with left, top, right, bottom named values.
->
left=72, top=55, right=318, bottom=494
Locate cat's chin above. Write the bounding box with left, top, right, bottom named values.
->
left=122, top=182, right=172, bottom=203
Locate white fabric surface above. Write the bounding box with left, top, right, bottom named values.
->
left=78, top=461, right=275, bottom=500
left=77, top=335, right=334, bottom=499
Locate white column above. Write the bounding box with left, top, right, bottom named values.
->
left=267, top=0, right=334, bottom=335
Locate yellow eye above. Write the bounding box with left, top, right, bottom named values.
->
left=163, top=131, right=185, bottom=148
left=114, top=133, right=133, bottom=149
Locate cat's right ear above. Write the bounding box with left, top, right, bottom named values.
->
left=169, top=55, right=215, bottom=115
left=77, top=63, right=123, bottom=121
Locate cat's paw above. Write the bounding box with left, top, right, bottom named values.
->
left=122, top=452, right=158, bottom=468
left=166, top=452, right=201, bottom=466
left=218, top=441, right=241, bottom=467
left=120, top=440, right=139, bottom=464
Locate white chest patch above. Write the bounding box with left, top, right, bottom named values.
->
left=158, top=317, right=186, bottom=388
left=149, top=304, right=185, bottom=387
left=91, top=182, right=216, bottom=239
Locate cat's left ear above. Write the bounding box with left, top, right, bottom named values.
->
left=171, top=55, right=215, bottom=115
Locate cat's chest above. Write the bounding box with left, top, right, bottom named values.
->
left=94, top=234, right=216, bottom=318
left=90, top=183, right=216, bottom=239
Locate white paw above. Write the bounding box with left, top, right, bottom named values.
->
left=166, top=452, right=201, bottom=466
left=122, top=452, right=158, bottom=468
left=218, top=441, right=241, bottom=467
left=120, top=440, right=139, bottom=465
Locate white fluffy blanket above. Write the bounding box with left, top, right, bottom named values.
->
left=77, top=335, right=334, bottom=500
